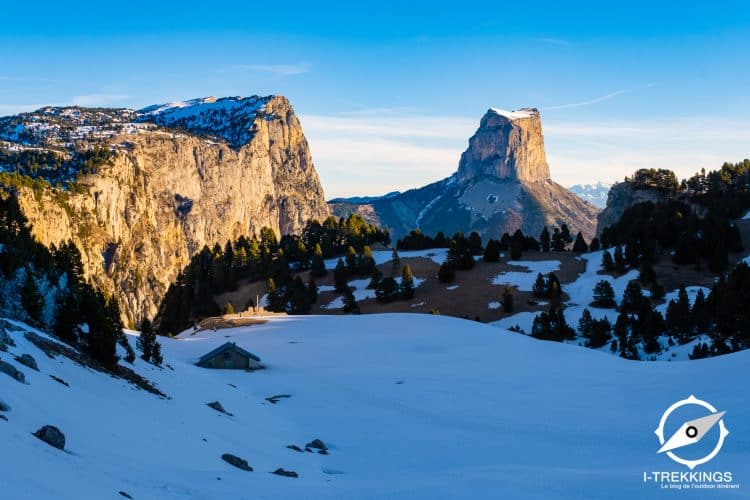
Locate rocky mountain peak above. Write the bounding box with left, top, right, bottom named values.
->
left=0, top=94, right=329, bottom=324
left=456, top=107, right=550, bottom=184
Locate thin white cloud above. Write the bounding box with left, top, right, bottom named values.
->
left=544, top=83, right=656, bottom=110
left=237, top=63, right=310, bottom=76
left=71, top=94, right=130, bottom=107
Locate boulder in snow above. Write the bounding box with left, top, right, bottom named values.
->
left=271, top=468, right=298, bottom=478
left=15, top=354, right=38, bottom=371
left=33, top=425, right=65, bottom=450
left=221, top=453, right=253, bottom=471
left=0, top=398, right=9, bottom=412
left=0, top=359, right=25, bottom=383
left=305, top=438, right=328, bottom=451
left=207, top=401, right=233, bottom=416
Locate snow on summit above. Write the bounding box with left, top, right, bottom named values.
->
left=488, top=107, right=538, bottom=120
left=137, top=95, right=274, bottom=148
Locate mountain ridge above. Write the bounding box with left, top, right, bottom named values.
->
left=0, top=95, right=330, bottom=324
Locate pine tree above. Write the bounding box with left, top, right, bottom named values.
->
left=54, top=289, right=80, bottom=343
left=468, top=231, right=483, bottom=255
left=483, top=239, right=500, bottom=262
left=342, top=286, right=360, bottom=314
left=310, top=243, right=327, bottom=277
left=613, top=246, right=626, bottom=274
left=589, top=237, right=601, bottom=252
left=21, top=271, right=44, bottom=321
left=265, top=278, right=284, bottom=312
left=532, top=273, right=548, bottom=297
left=391, top=248, right=401, bottom=269
left=137, top=318, right=157, bottom=363
left=547, top=273, right=563, bottom=301
left=400, top=264, right=415, bottom=299
left=510, top=232, right=523, bottom=260
left=578, top=308, right=594, bottom=338
left=572, top=232, right=588, bottom=253
left=345, top=246, right=358, bottom=274
left=222, top=302, right=235, bottom=315
left=621, top=281, right=644, bottom=314
left=502, top=287, right=514, bottom=313
left=334, top=258, right=348, bottom=292
left=87, top=291, right=120, bottom=367
left=358, top=245, right=376, bottom=275
left=368, top=266, right=383, bottom=289
left=289, top=277, right=311, bottom=314
left=602, top=250, right=614, bottom=272
left=540, top=226, right=551, bottom=252
left=437, top=262, right=455, bottom=283
left=591, top=280, right=616, bottom=308
left=588, top=317, right=612, bottom=348
left=307, top=278, right=319, bottom=304
left=375, top=276, right=399, bottom=303
left=151, top=342, right=163, bottom=366
left=499, top=233, right=511, bottom=251
left=690, top=288, right=709, bottom=333
left=638, top=261, right=656, bottom=285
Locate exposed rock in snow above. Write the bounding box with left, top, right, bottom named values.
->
left=221, top=453, right=253, bottom=471
left=14, top=353, right=38, bottom=371
left=33, top=425, right=65, bottom=450
left=207, top=401, right=233, bottom=416
left=271, top=468, right=298, bottom=478
left=0, top=359, right=25, bottom=383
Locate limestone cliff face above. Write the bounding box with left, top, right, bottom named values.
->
left=3, top=96, right=329, bottom=324
left=334, top=107, right=599, bottom=242
left=456, top=108, right=550, bottom=183
left=596, top=181, right=669, bottom=234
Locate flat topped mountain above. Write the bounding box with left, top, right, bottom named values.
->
left=457, top=108, right=550, bottom=183
left=0, top=95, right=329, bottom=324
left=330, top=107, right=599, bottom=242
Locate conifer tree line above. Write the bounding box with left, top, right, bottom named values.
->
left=156, top=214, right=388, bottom=334
left=0, top=194, right=153, bottom=367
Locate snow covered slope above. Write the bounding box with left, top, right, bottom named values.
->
left=1, top=315, right=747, bottom=499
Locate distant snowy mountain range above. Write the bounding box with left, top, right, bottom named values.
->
left=568, top=182, right=611, bottom=208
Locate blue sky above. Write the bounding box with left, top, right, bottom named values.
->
left=2, top=1, right=749, bottom=197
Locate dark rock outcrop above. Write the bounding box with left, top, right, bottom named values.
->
left=305, top=438, right=328, bottom=451
left=221, top=453, right=253, bottom=471
left=271, top=468, right=298, bottom=478
left=15, top=354, right=38, bottom=371
left=206, top=401, right=232, bottom=416
left=33, top=425, right=65, bottom=450
left=0, top=359, right=25, bottom=383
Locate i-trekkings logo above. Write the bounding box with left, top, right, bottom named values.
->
left=655, top=395, right=729, bottom=470
left=642, top=396, right=741, bottom=491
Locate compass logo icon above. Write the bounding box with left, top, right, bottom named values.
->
left=655, top=395, right=730, bottom=470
